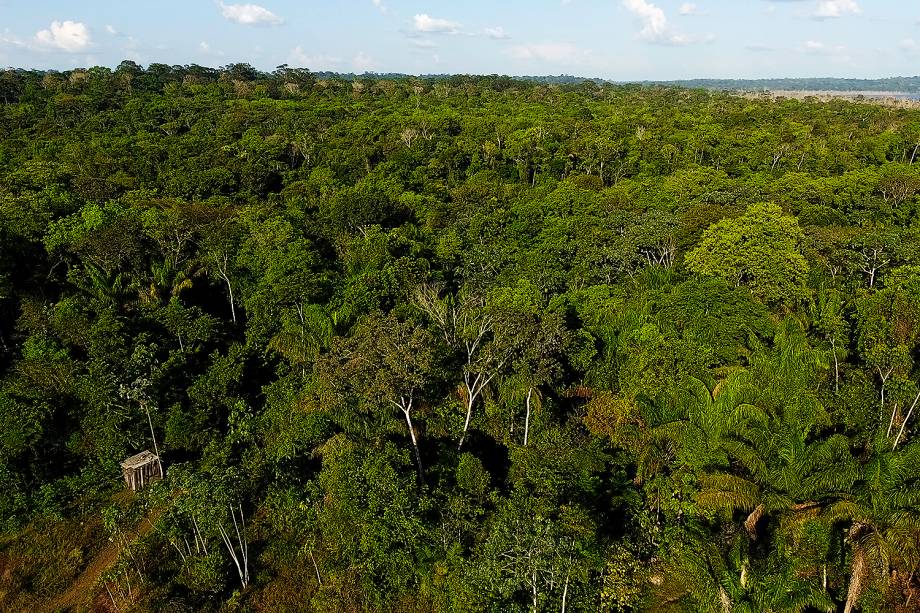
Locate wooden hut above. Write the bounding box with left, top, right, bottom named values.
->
left=120, top=451, right=163, bottom=491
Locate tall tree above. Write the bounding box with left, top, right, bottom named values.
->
left=685, top=202, right=810, bottom=307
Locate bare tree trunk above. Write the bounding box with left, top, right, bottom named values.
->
left=106, top=583, right=121, bottom=612
left=561, top=572, right=570, bottom=613
left=844, top=545, right=867, bottom=613
left=310, top=550, right=322, bottom=587
left=458, top=395, right=475, bottom=450
left=459, top=368, right=497, bottom=450
left=861, top=248, right=888, bottom=289
left=400, top=402, right=425, bottom=484
left=224, top=274, right=236, bottom=323
left=888, top=402, right=900, bottom=438
left=879, top=366, right=894, bottom=413
left=192, top=514, right=208, bottom=555
left=524, top=387, right=534, bottom=447
left=744, top=504, right=765, bottom=539
left=415, top=289, right=503, bottom=451
left=171, top=540, right=188, bottom=563
left=142, top=401, right=164, bottom=479
left=218, top=504, right=249, bottom=589
left=532, top=572, right=538, bottom=613
left=771, top=145, right=787, bottom=171
left=214, top=253, right=236, bottom=323
left=233, top=503, right=249, bottom=588
left=719, top=586, right=732, bottom=613
left=894, top=389, right=920, bottom=449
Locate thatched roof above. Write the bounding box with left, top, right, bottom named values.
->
left=120, top=450, right=158, bottom=470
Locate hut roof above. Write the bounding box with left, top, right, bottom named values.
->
left=121, top=450, right=159, bottom=470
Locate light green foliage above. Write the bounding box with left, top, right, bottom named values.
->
left=600, top=544, right=646, bottom=610
left=685, top=202, right=810, bottom=306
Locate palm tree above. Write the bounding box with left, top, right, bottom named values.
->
left=659, top=524, right=835, bottom=613
left=823, top=442, right=920, bottom=613
left=648, top=320, right=862, bottom=611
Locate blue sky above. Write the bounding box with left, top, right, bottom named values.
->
left=0, top=1, right=917, bottom=80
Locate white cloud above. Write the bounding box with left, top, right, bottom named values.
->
left=679, top=3, right=701, bottom=15
left=484, top=26, right=510, bottom=40
left=413, top=14, right=462, bottom=35
left=801, top=39, right=849, bottom=60
left=509, top=42, right=592, bottom=64
left=288, top=46, right=342, bottom=69
left=0, top=29, right=26, bottom=48
left=371, top=0, right=386, bottom=13
left=105, top=24, right=118, bottom=35
left=622, top=0, right=667, bottom=39
left=199, top=41, right=224, bottom=56
left=901, top=38, right=919, bottom=53
left=219, top=2, right=284, bottom=26
left=289, top=46, right=309, bottom=64
left=622, top=0, right=704, bottom=45
left=813, top=0, right=861, bottom=18
left=353, top=52, right=375, bottom=72
left=34, top=21, right=91, bottom=52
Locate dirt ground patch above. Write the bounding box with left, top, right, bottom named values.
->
left=42, top=509, right=162, bottom=613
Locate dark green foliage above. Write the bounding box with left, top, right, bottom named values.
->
left=2, top=65, right=920, bottom=612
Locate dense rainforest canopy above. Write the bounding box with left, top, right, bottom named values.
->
left=3, top=62, right=920, bottom=612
